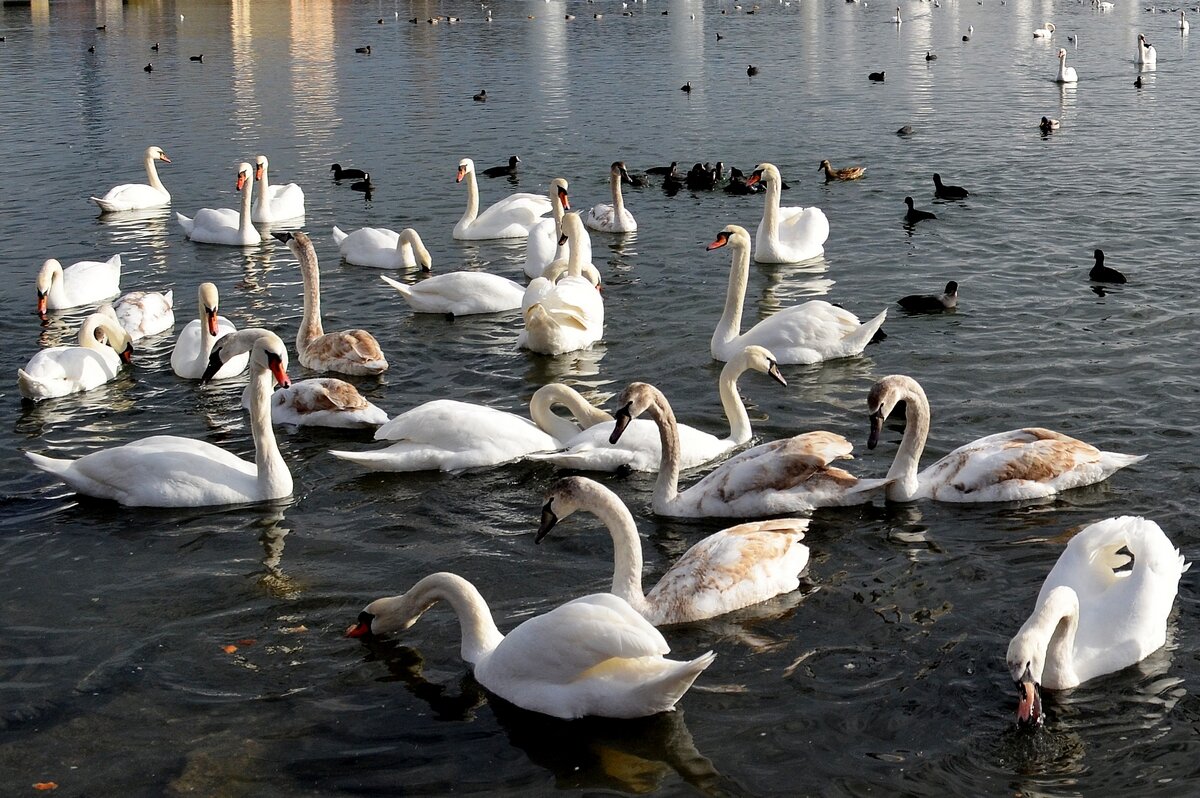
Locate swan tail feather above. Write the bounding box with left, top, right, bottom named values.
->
left=331, top=226, right=348, bottom=245
left=379, top=274, right=413, bottom=299
left=17, top=369, right=53, bottom=400
left=842, top=308, right=888, bottom=354
left=176, top=213, right=194, bottom=235
left=26, top=451, right=74, bottom=477
left=845, top=477, right=894, bottom=497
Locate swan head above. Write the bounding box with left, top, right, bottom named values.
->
left=550, top=177, right=570, bottom=211
left=732, top=345, right=786, bottom=386
left=456, top=158, right=475, bottom=183
left=1046, top=22, right=1055, bottom=31
left=745, top=162, right=780, bottom=188
left=272, top=230, right=316, bottom=265
left=559, top=211, right=585, bottom=244
left=197, top=282, right=222, bottom=336
left=1006, top=629, right=1047, bottom=727
left=536, top=476, right=596, bottom=542
left=254, top=154, right=268, bottom=181
left=706, top=224, right=752, bottom=251
left=236, top=162, right=253, bottom=191
left=35, top=259, right=64, bottom=316
left=867, top=375, right=925, bottom=449
left=1057, top=47, right=1067, bottom=59
left=146, top=145, right=170, bottom=163
left=346, top=590, right=433, bottom=638
left=609, top=382, right=662, bottom=444
left=202, top=329, right=290, bottom=386
left=610, top=161, right=632, bottom=183
left=82, top=312, right=134, bottom=363
left=400, top=228, right=433, bottom=271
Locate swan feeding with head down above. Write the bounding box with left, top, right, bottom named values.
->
left=346, top=571, right=715, bottom=719
left=744, top=163, right=829, bottom=263
left=17, top=312, right=133, bottom=401
left=332, top=225, right=432, bottom=270
left=35, top=255, right=122, bottom=316
left=453, top=158, right=551, bottom=240
left=27, top=330, right=293, bottom=507
left=529, top=345, right=787, bottom=473
left=536, top=476, right=810, bottom=625
left=90, top=146, right=171, bottom=213
left=707, top=225, right=886, bottom=364
left=1006, top=516, right=1187, bottom=727
left=865, top=375, right=1145, bottom=502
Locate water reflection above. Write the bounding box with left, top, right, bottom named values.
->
left=754, top=257, right=834, bottom=314
left=522, top=344, right=607, bottom=384
left=257, top=512, right=299, bottom=599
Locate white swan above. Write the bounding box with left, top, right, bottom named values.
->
left=380, top=270, right=524, bottom=316
left=865, top=374, right=1146, bottom=502
left=171, top=283, right=248, bottom=380
left=329, top=384, right=611, bottom=472
left=250, top=154, right=306, bottom=223
left=745, top=163, right=829, bottom=263
left=331, top=225, right=432, bottom=270
left=27, top=330, right=294, bottom=507
left=1033, top=21, right=1055, bottom=38
left=17, top=312, right=133, bottom=401
left=518, top=212, right=605, bottom=355
left=892, top=6, right=902, bottom=23
left=1136, top=33, right=1157, bottom=66
left=35, top=255, right=121, bottom=316
left=1055, top=48, right=1078, bottom=83
left=275, top=231, right=388, bottom=376
left=529, top=345, right=786, bottom=473
left=611, top=382, right=891, bottom=518
left=453, top=158, right=551, bottom=240
left=177, top=162, right=262, bottom=246
left=90, top=146, right=171, bottom=213
left=537, top=477, right=810, bottom=625
left=346, top=572, right=715, bottom=719
left=1179, top=11, right=1189, bottom=32
left=708, top=225, right=886, bottom=364
left=524, top=178, right=592, bottom=278
left=109, top=289, right=174, bottom=340
left=1006, top=516, right=1188, bottom=726
left=585, top=161, right=638, bottom=233
left=241, top=377, right=388, bottom=429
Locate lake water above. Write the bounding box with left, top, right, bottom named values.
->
left=2, top=0, right=1199, bottom=794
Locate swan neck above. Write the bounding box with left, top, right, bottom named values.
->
left=297, top=245, right=324, bottom=350
left=249, top=361, right=291, bottom=498
left=884, top=381, right=931, bottom=500
left=145, top=153, right=166, bottom=192
left=566, top=226, right=584, bottom=278
left=414, top=573, right=504, bottom=665
left=240, top=175, right=254, bottom=233
left=610, top=171, right=625, bottom=217
left=649, top=395, right=682, bottom=511
left=529, top=385, right=608, bottom=442
left=581, top=482, right=646, bottom=609
left=1031, top=587, right=1080, bottom=687
left=763, top=177, right=782, bottom=240
left=460, top=170, right=479, bottom=228
left=718, top=356, right=753, bottom=444
left=712, top=238, right=750, bottom=352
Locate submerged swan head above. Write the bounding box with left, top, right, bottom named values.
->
left=456, top=158, right=475, bottom=183
left=866, top=374, right=926, bottom=449
left=35, top=259, right=64, bottom=315
left=202, top=328, right=290, bottom=386
left=399, top=228, right=433, bottom=271
left=745, top=162, right=780, bottom=188
left=706, top=224, right=752, bottom=251
left=197, top=282, right=222, bottom=336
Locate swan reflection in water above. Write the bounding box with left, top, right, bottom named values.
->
left=257, top=513, right=300, bottom=600
left=351, top=635, right=737, bottom=795
left=754, top=255, right=833, bottom=317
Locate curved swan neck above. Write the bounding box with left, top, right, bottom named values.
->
left=718, top=355, right=753, bottom=444
left=886, top=378, right=931, bottom=501
left=42, top=261, right=67, bottom=305
left=712, top=236, right=750, bottom=351
left=249, top=358, right=291, bottom=497
left=408, top=573, right=505, bottom=665
left=459, top=168, right=479, bottom=228
left=296, top=243, right=324, bottom=350
left=529, top=385, right=610, bottom=442
left=1026, top=586, right=1081, bottom=687
left=577, top=481, right=647, bottom=609
left=145, top=151, right=166, bottom=192
left=78, top=316, right=120, bottom=352
left=648, top=393, right=683, bottom=511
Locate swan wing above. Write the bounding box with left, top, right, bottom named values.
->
left=113, top=290, right=174, bottom=338
left=472, top=193, right=552, bottom=236
left=261, top=378, right=388, bottom=428
left=91, top=183, right=169, bottom=212
left=372, top=400, right=557, bottom=452
left=401, top=272, right=524, bottom=315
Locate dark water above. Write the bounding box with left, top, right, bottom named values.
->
left=2, top=0, right=1199, bottom=794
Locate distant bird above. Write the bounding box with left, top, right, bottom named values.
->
left=1134, top=75, right=1143, bottom=87
left=378, top=17, right=384, bottom=24
left=681, top=81, right=693, bottom=92
left=716, top=32, right=725, bottom=40
left=747, top=64, right=759, bottom=76
left=1180, top=10, right=1190, bottom=32
left=594, top=13, right=603, bottom=18
left=482, top=155, right=521, bottom=178
left=896, top=125, right=914, bottom=136
left=963, top=33, right=971, bottom=41
left=898, top=281, right=958, bottom=312
left=88, top=45, right=95, bottom=53
left=566, top=13, right=576, bottom=19
left=473, top=89, right=487, bottom=101
left=819, top=159, right=866, bottom=181
left=1033, top=22, right=1055, bottom=38
left=331, top=163, right=367, bottom=180
left=1039, top=116, right=1060, bottom=132
left=1089, top=249, right=1126, bottom=283
left=355, top=45, right=371, bottom=54
left=351, top=175, right=374, bottom=193
left=646, top=161, right=679, bottom=176
left=892, top=5, right=903, bottom=22
left=662, top=9, right=669, bottom=13
left=190, top=54, right=204, bottom=62
left=868, top=71, right=885, bottom=81
left=143, top=63, right=153, bottom=73
left=903, top=196, right=937, bottom=223
left=151, top=42, right=159, bottom=51
left=926, top=50, right=937, bottom=60
left=97, top=25, right=106, bottom=31
left=933, top=173, right=969, bottom=199
left=409, top=17, right=419, bottom=23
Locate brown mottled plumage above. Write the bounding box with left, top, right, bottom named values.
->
left=819, top=159, right=866, bottom=181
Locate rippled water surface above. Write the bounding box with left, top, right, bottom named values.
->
left=3, top=0, right=1200, bottom=794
